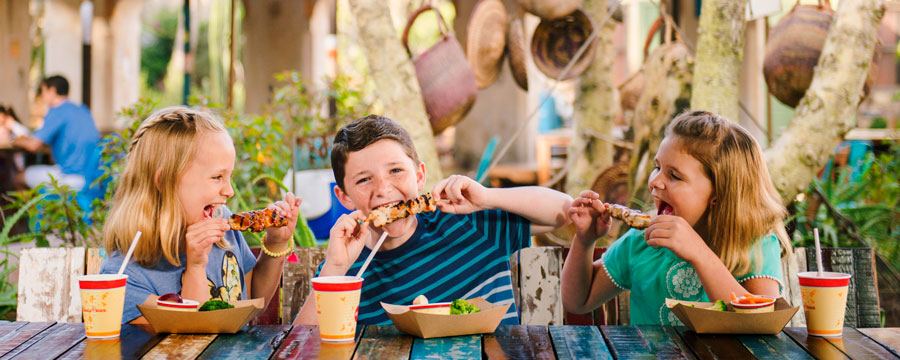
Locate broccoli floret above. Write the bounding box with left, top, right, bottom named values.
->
left=705, top=300, right=727, bottom=312
left=199, top=299, right=235, bottom=311
left=450, top=299, right=480, bottom=315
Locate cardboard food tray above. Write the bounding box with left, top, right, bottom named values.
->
left=381, top=297, right=510, bottom=338
left=138, top=296, right=265, bottom=334
left=665, top=298, right=799, bottom=335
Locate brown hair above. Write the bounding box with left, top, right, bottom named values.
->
left=665, top=110, right=791, bottom=276
left=103, top=106, right=230, bottom=267
left=331, top=115, right=420, bottom=190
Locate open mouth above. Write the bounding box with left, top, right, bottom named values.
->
left=203, top=204, right=224, bottom=218
left=658, top=201, right=674, bottom=216
left=372, top=200, right=403, bottom=210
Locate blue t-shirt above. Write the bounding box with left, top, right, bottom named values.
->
left=33, top=101, right=100, bottom=177
left=318, top=209, right=531, bottom=325
left=99, top=209, right=257, bottom=323
left=601, top=228, right=784, bottom=325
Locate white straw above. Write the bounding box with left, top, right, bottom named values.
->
left=814, top=228, right=824, bottom=277
left=117, top=231, right=142, bottom=275
left=355, top=231, right=389, bottom=278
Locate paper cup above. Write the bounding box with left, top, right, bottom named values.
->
left=78, top=274, right=128, bottom=339
left=156, top=298, right=200, bottom=312
left=312, top=276, right=363, bottom=343
left=730, top=296, right=776, bottom=313
left=798, top=271, right=851, bottom=337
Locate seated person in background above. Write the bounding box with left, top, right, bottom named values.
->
left=14, top=75, right=100, bottom=191
left=1, top=105, right=30, bottom=140
left=1, top=105, right=30, bottom=189
left=293, top=115, right=573, bottom=325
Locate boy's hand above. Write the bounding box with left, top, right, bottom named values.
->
left=185, top=218, right=229, bottom=268
left=567, top=190, right=611, bottom=245
left=432, top=175, right=490, bottom=214
left=264, top=192, right=303, bottom=253
left=323, top=211, right=370, bottom=274
left=644, top=215, right=711, bottom=264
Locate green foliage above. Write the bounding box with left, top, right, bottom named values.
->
left=791, top=145, right=900, bottom=271
left=141, top=8, right=179, bottom=90
left=4, top=177, right=97, bottom=248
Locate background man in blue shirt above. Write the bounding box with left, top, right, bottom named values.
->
left=15, top=75, right=100, bottom=191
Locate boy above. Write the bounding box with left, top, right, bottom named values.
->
left=294, top=115, right=572, bottom=325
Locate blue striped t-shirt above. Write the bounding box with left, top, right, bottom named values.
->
left=319, top=208, right=530, bottom=325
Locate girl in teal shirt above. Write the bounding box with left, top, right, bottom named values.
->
left=561, top=110, right=792, bottom=325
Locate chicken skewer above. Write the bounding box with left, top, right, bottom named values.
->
left=365, top=193, right=438, bottom=228
left=604, top=203, right=651, bottom=229
left=228, top=208, right=288, bottom=232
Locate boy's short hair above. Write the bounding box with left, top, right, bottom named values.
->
left=41, top=75, right=70, bottom=96
left=331, top=115, right=420, bottom=190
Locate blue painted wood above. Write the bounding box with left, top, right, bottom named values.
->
left=0, top=322, right=54, bottom=357
left=3, top=323, right=84, bottom=360
left=410, top=335, right=481, bottom=359
left=483, top=325, right=555, bottom=359
left=783, top=327, right=850, bottom=359
left=548, top=325, right=611, bottom=360
left=639, top=326, right=695, bottom=359
left=736, top=333, right=814, bottom=360
left=672, top=326, right=757, bottom=359
left=197, top=325, right=291, bottom=360
left=599, top=326, right=655, bottom=359
left=354, top=325, right=414, bottom=360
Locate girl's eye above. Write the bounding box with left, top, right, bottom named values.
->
left=670, top=172, right=682, bottom=181
left=212, top=175, right=223, bottom=180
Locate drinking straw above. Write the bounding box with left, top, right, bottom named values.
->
left=355, top=231, right=389, bottom=278
left=814, top=228, right=824, bottom=277
left=117, top=231, right=142, bottom=275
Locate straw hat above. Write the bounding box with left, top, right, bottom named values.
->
left=507, top=18, right=528, bottom=90
left=516, top=0, right=581, bottom=20
left=467, top=0, right=508, bottom=89
left=531, top=9, right=597, bottom=81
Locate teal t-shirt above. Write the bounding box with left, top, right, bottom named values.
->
left=600, top=229, right=783, bottom=325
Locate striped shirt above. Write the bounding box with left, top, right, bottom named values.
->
left=319, top=209, right=530, bottom=325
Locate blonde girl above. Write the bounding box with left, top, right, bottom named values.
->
left=99, top=107, right=302, bottom=324
left=561, top=110, right=791, bottom=325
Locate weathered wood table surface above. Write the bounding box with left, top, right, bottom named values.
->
left=0, top=322, right=897, bottom=359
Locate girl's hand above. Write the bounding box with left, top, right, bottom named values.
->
left=323, top=211, right=370, bottom=273
left=644, top=215, right=712, bottom=264
left=185, top=218, right=229, bottom=268
left=567, top=190, right=611, bottom=245
left=264, top=192, right=303, bottom=251
left=432, top=175, right=489, bottom=214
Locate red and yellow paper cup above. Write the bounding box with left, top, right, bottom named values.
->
left=78, top=274, right=128, bottom=339
left=312, top=276, right=363, bottom=343
left=798, top=271, right=852, bottom=337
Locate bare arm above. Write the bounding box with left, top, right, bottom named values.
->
left=485, top=187, right=572, bottom=235
left=249, top=237, right=288, bottom=309
left=293, top=296, right=319, bottom=325
left=561, top=237, right=622, bottom=313
left=13, top=135, right=43, bottom=152
left=691, top=251, right=780, bottom=301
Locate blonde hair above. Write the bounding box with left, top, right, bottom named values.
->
left=665, top=110, right=791, bottom=276
left=103, top=106, right=230, bottom=267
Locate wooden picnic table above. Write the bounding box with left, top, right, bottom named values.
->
left=0, top=321, right=897, bottom=359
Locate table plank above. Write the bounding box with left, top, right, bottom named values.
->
left=411, top=335, right=481, bottom=360
left=600, top=325, right=694, bottom=359
left=736, top=333, right=814, bottom=360
left=483, top=325, right=554, bottom=360
left=142, top=334, right=217, bottom=360
left=354, top=325, right=413, bottom=360
left=273, top=325, right=364, bottom=360
left=4, top=323, right=84, bottom=359
left=548, top=325, right=611, bottom=360
left=197, top=325, right=291, bottom=360
left=672, top=326, right=757, bottom=359
left=858, top=328, right=900, bottom=356
left=0, top=322, right=54, bottom=358
left=57, top=323, right=166, bottom=360
left=783, top=327, right=850, bottom=359
left=831, top=328, right=900, bottom=359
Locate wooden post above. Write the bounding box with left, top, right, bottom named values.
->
left=16, top=247, right=86, bottom=323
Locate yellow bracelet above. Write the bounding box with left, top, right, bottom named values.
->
left=261, top=239, right=293, bottom=257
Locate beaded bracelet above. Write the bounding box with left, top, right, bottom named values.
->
left=261, top=239, right=293, bottom=257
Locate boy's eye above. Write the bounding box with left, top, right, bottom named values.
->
left=390, top=168, right=403, bottom=174
left=356, top=177, right=370, bottom=185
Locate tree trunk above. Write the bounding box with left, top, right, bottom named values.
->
left=346, top=0, right=443, bottom=187
left=627, top=43, right=693, bottom=208
left=766, top=0, right=885, bottom=204
left=690, top=0, right=745, bottom=121
left=564, top=0, right=618, bottom=198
